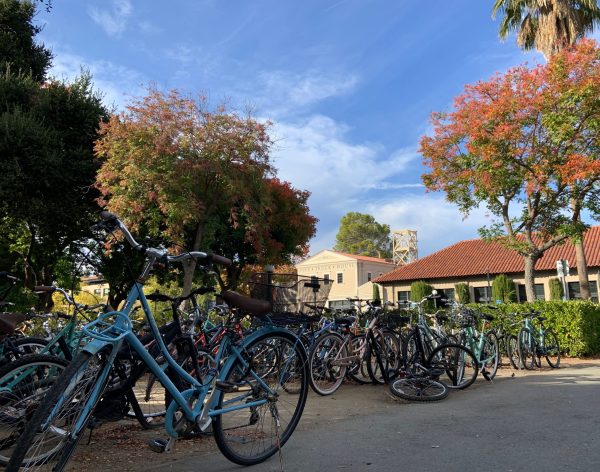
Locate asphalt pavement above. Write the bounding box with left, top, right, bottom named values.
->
left=145, top=361, right=600, bottom=472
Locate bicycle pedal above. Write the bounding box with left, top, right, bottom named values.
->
left=148, top=438, right=176, bottom=454
left=481, top=370, right=492, bottom=382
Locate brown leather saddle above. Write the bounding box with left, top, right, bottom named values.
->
left=220, top=291, right=271, bottom=317
left=0, top=312, right=27, bottom=335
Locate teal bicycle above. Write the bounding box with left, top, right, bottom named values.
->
left=517, top=311, right=560, bottom=369
left=6, top=212, right=309, bottom=471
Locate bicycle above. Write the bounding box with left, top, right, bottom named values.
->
left=517, top=311, right=560, bottom=369
left=6, top=211, right=309, bottom=471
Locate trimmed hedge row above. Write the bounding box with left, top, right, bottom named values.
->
left=478, top=301, right=600, bottom=357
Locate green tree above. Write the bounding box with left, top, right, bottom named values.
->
left=334, top=212, right=391, bottom=259
left=372, top=284, right=381, bottom=302
left=0, top=0, right=52, bottom=81
left=493, top=0, right=600, bottom=58
left=491, top=274, right=517, bottom=303
left=455, top=283, right=471, bottom=304
left=549, top=277, right=564, bottom=300
left=410, top=281, right=434, bottom=309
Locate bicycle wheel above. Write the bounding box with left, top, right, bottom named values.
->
left=366, top=330, right=401, bottom=384
left=506, top=334, right=521, bottom=369
left=427, top=343, right=479, bottom=390
left=12, top=337, right=49, bottom=356
left=0, top=354, right=69, bottom=465
left=308, top=331, right=347, bottom=395
left=346, top=334, right=371, bottom=384
left=212, top=331, right=308, bottom=466
left=542, top=330, right=560, bottom=368
left=518, top=328, right=536, bottom=370
left=6, top=351, right=111, bottom=471
left=481, top=332, right=499, bottom=380
left=389, top=376, right=448, bottom=402
left=126, top=369, right=167, bottom=428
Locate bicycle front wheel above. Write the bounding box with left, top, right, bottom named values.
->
left=0, top=354, right=69, bottom=465
left=6, top=351, right=112, bottom=472
left=366, top=330, right=401, bottom=384
left=308, top=331, right=348, bottom=395
left=506, top=334, right=521, bottom=369
left=212, top=331, right=308, bottom=466
left=389, top=376, right=448, bottom=402
left=542, top=330, right=560, bottom=368
left=518, top=328, right=537, bottom=370
left=427, top=343, right=479, bottom=390
left=481, top=332, right=499, bottom=379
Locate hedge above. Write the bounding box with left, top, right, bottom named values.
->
left=477, top=301, right=600, bottom=357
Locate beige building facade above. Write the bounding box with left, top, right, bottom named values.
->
left=296, top=250, right=396, bottom=309
left=80, top=275, right=110, bottom=300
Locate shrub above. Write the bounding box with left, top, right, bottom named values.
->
left=455, top=283, right=470, bottom=304
left=549, top=278, right=563, bottom=301
left=410, top=281, right=435, bottom=310
left=491, top=274, right=516, bottom=303
left=372, top=284, right=381, bottom=301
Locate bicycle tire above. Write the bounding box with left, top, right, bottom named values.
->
left=346, top=334, right=371, bottom=384
left=212, top=330, right=308, bottom=466
left=506, top=334, right=521, bottom=369
left=542, top=329, right=561, bottom=368
left=125, top=369, right=167, bottom=428
left=427, top=343, right=479, bottom=390
left=12, top=337, right=49, bottom=356
left=6, top=351, right=111, bottom=472
left=481, top=331, right=499, bottom=380
left=366, top=329, right=401, bottom=384
left=0, top=354, right=69, bottom=465
left=308, top=331, right=347, bottom=395
left=517, top=328, right=536, bottom=370
left=389, top=376, right=449, bottom=402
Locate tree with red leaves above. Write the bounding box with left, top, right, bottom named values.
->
left=421, top=40, right=600, bottom=301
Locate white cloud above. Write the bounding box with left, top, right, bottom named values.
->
left=88, top=0, right=133, bottom=38
left=49, top=49, right=145, bottom=110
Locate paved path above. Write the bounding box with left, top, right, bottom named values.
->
left=145, top=362, right=600, bottom=472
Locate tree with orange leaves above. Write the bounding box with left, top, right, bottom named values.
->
left=421, top=40, right=600, bottom=301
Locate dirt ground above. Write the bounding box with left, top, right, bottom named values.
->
left=66, top=357, right=600, bottom=471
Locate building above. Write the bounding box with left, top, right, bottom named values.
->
left=80, top=275, right=110, bottom=300
left=296, top=250, right=396, bottom=309
left=374, top=227, right=600, bottom=303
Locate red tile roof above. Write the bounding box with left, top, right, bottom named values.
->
left=374, top=226, right=600, bottom=284
left=333, top=251, right=395, bottom=264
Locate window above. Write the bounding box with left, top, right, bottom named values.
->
left=323, top=274, right=330, bottom=283
left=473, top=286, right=491, bottom=303
left=337, top=273, right=343, bottom=284
left=103, top=288, right=110, bottom=296
left=93, top=289, right=101, bottom=295
left=397, top=291, right=410, bottom=303
left=517, top=284, right=546, bottom=302
left=329, top=299, right=353, bottom=310
left=568, top=281, right=598, bottom=301
left=444, top=288, right=455, bottom=301
left=367, top=272, right=372, bottom=282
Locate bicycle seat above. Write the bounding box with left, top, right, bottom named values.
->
left=221, top=291, right=271, bottom=316
left=0, top=312, right=27, bottom=335
left=334, top=316, right=356, bottom=326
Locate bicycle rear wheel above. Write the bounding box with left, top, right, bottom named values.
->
left=506, top=334, right=521, bottom=369
left=366, top=330, right=401, bottom=384
left=542, top=330, right=560, bottom=368
left=212, top=331, right=308, bottom=466
left=308, top=331, right=347, bottom=395
left=427, top=343, right=479, bottom=390
left=517, top=328, right=537, bottom=370
left=346, top=334, right=371, bottom=384
left=481, top=332, right=499, bottom=379
left=6, top=351, right=111, bottom=472
left=389, top=376, right=448, bottom=402
left=0, top=355, right=69, bottom=465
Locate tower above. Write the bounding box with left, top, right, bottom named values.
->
left=392, top=230, right=418, bottom=266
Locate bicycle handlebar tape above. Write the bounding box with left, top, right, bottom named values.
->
left=100, top=210, right=119, bottom=221
left=210, top=254, right=232, bottom=267
left=34, top=285, right=56, bottom=293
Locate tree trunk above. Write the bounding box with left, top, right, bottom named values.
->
left=523, top=254, right=539, bottom=302
left=182, top=221, right=205, bottom=304
left=574, top=238, right=591, bottom=300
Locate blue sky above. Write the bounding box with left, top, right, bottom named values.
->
left=36, top=0, right=545, bottom=257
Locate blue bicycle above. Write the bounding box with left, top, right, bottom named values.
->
left=7, top=212, right=309, bottom=471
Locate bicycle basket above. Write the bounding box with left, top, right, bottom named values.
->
left=249, top=273, right=333, bottom=315
left=454, top=308, right=475, bottom=328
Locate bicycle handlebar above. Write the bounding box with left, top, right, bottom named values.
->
left=99, top=211, right=232, bottom=267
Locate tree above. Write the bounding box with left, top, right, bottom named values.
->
left=96, top=89, right=316, bottom=294
left=549, top=277, right=564, bottom=300
left=421, top=41, right=600, bottom=301
left=410, top=280, right=434, bottom=309
left=0, top=0, right=52, bottom=82
left=493, top=2, right=600, bottom=300
left=334, top=212, right=391, bottom=258
left=455, top=283, right=471, bottom=304
left=491, top=274, right=517, bottom=303
left=372, top=284, right=381, bottom=302
left=493, top=0, right=600, bottom=58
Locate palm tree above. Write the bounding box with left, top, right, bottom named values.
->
left=493, top=0, right=600, bottom=300
left=493, top=0, right=600, bottom=58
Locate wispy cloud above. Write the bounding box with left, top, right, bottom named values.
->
left=88, top=0, right=133, bottom=38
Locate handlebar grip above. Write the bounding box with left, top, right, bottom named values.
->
left=100, top=210, right=119, bottom=221
left=34, top=285, right=56, bottom=293
left=210, top=254, right=232, bottom=267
